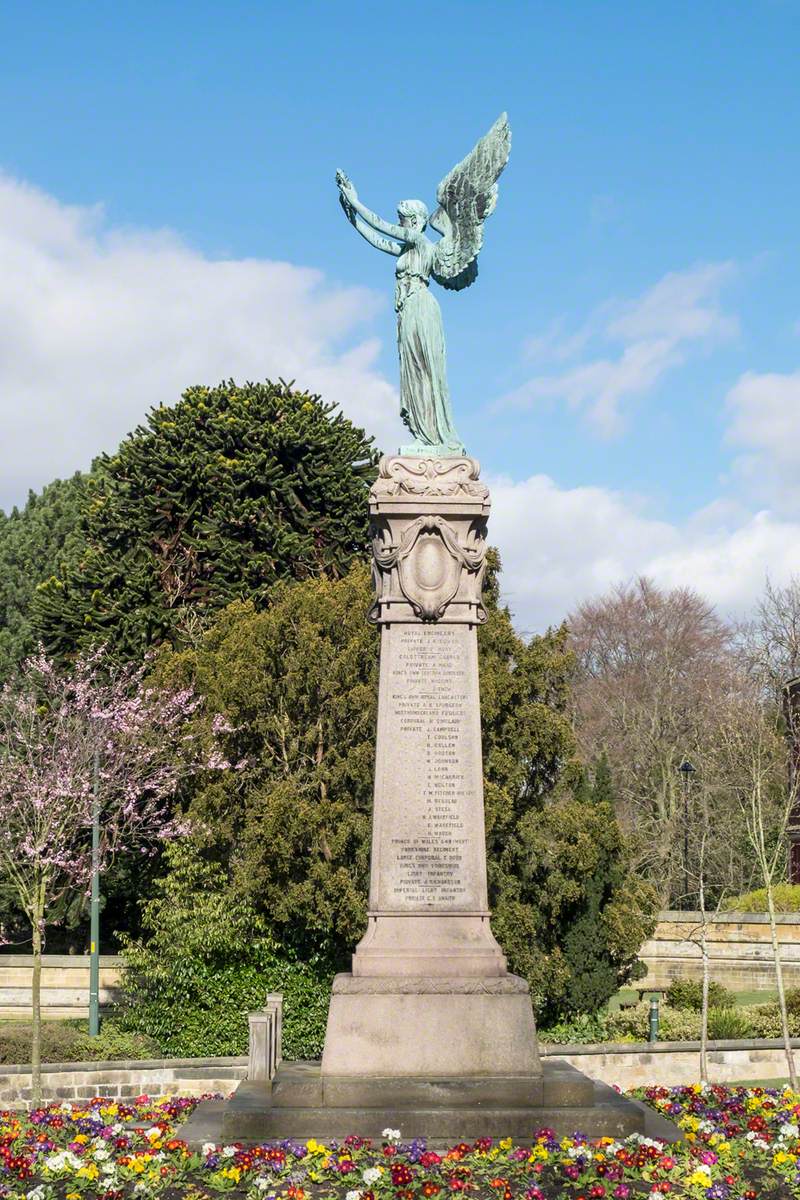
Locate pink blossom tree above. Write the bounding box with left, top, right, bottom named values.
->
left=0, top=647, right=233, bottom=1103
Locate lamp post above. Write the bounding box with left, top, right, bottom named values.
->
left=678, top=759, right=696, bottom=909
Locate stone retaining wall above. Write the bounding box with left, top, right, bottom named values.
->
left=0, top=1056, right=248, bottom=1106
left=639, top=911, right=800, bottom=991
left=540, top=1039, right=799, bottom=1090
left=0, top=956, right=123, bottom=1019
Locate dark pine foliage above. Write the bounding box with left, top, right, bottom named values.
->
left=33, top=380, right=378, bottom=662
left=0, top=473, right=89, bottom=683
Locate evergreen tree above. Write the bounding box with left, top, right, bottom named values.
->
left=542, top=756, right=653, bottom=1020
left=0, top=474, right=88, bottom=682
left=34, top=381, right=377, bottom=663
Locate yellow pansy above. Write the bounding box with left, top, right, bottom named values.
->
left=499, top=1137, right=512, bottom=1150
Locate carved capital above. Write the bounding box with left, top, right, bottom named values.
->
left=371, top=455, right=489, bottom=501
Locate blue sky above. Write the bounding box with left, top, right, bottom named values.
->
left=2, top=1, right=800, bottom=630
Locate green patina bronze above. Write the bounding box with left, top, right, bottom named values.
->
left=336, top=113, right=511, bottom=457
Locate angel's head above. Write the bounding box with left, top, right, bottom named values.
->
left=397, top=199, right=429, bottom=231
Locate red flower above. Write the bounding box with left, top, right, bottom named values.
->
left=391, top=1163, right=414, bottom=1187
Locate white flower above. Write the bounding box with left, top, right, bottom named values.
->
left=381, top=1127, right=402, bottom=1141
left=346, top=1190, right=363, bottom=1200
left=221, top=1145, right=236, bottom=1158
left=26, top=1188, right=46, bottom=1200
left=43, top=1151, right=82, bottom=1173
left=112, top=1122, right=123, bottom=1134
left=255, top=1180, right=273, bottom=1193
left=781, top=1121, right=799, bottom=1138
left=93, top=1147, right=111, bottom=1161
left=202, top=1142, right=217, bottom=1156
left=362, top=1167, right=382, bottom=1184
left=145, top=1125, right=162, bottom=1141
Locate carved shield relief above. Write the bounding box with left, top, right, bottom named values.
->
left=397, top=524, right=463, bottom=621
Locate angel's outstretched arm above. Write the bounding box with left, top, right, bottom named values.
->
left=350, top=211, right=401, bottom=256
left=348, top=196, right=407, bottom=242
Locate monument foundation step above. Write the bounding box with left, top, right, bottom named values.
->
left=205, top=1060, right=648, bottom=1144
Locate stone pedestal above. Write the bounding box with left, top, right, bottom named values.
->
left=321, top=455, right=539, bottom=1084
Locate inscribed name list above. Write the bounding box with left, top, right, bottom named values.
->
left=376, top=622, right=485, bottom=911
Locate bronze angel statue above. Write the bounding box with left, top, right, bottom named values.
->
left=336, top=113, right=511, bottom=457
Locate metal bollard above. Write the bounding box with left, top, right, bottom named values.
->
left=648, top=996, right=659, bottom=1043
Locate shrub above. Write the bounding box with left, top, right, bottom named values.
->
left=0, top=1020, right=158, bottom=1066
left=707, top=1007, right=752, bottom=1040
left=117, top=840, right=334, bottom=1059
left=722, top=884, right=800, bottom=913
left=666, top=978, right=734, bottom=1011
left=746, top=1003, right=800, bottom=1039
left=784, top=988, right=800, bottom=1016
left=537, top=1012, right=611, bottom=1045
left=607, top=1003, right=704, bottom=1042
left=607, top=1002, right=686, bottom=1042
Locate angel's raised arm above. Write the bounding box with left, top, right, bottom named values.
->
left=349, top=197, right=407, bottom=241
left=349, top=209, right=401, bottom=256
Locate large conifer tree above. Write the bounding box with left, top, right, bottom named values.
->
left=34, top=380, right=377, bottom=662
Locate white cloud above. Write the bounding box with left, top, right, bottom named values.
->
left=725, top=369, right=800, bottom=506
left=489, top=471, right=800, bottom=633
left=0, top=173, right=404, bottom=511
left=502, top=263, right=738, bottom=436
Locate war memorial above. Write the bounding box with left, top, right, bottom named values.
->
left=187, top=113, right=654, bottom=1144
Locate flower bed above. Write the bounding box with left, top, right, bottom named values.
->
left=0, top=1085, right=798, bottom=1198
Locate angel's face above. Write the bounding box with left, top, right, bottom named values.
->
left=398, top=211, right=418, bottom=230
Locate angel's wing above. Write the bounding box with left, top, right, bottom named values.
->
left=430, top=112, right=511, bottom=292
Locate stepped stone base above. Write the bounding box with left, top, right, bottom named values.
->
left=184, top=1059, right=649, bottom=1144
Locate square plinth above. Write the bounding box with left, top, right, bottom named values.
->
left=320, top=973, right=541, bottom=1078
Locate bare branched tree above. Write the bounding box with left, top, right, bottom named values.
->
left=568, top=577, right=741, bottom=905
left=738, top=576, right=800, bottom=700
left=706, top=668, right=799, bottom=1088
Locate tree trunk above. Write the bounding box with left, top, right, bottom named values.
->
left=767, top=878, right=798, bottom=1089
left=31, top=911, right=43, bottom=1107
